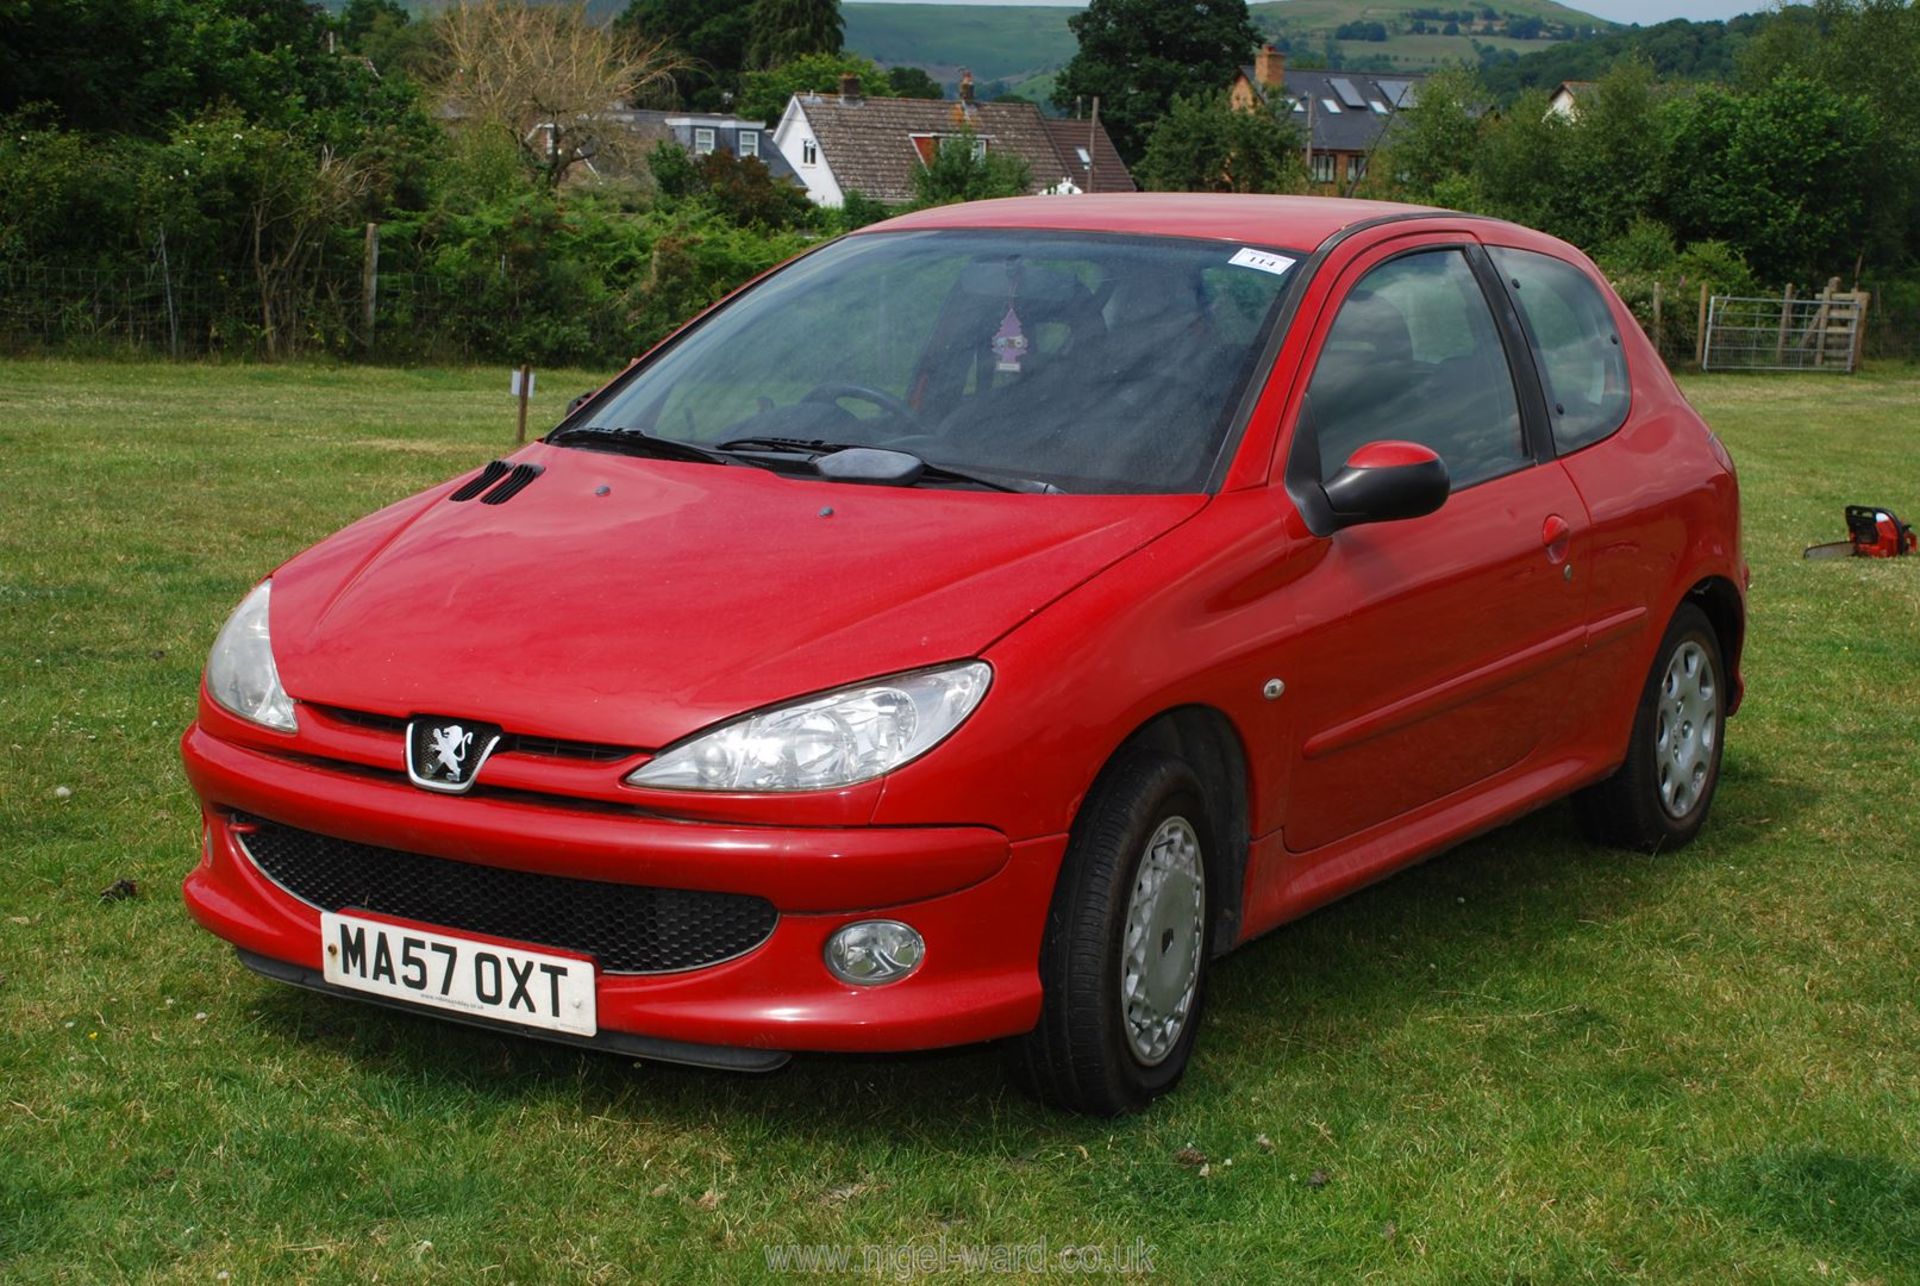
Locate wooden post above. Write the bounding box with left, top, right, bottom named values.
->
left=1774, top=283, right=1795, bottom=365
left=1651, top=280, right=1663, bottom=358
left=1851, top=291, right=1871, bottom=372
left=1811, top=280, right=1834, bottom=367
left=1695, top=281, right=1709, bottom=368
left=361, top=222, right=379, bottom=353
left=1086, top=96, right=1099, bottom=192
left=515, top=365, right=532, bottom=444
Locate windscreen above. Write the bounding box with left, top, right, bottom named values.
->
left=578, top=230, right=1301, bottom=494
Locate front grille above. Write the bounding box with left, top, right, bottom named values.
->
left=313, top=706, right=636, bottom=763
left=237, top=819, right=777, bottom=974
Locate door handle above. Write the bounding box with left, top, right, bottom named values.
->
left=1542, top=513, right=1572, bottom=566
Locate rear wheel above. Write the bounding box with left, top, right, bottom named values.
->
left=1575, top=603, right=1726, bottom=850
left=1009, top=750, right=1212, bottom=1116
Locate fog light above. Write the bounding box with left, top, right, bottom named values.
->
left=825, top=920, right=924, bottom=986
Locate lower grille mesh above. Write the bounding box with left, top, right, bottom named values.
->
left=238, top=819, right=777, bottom=974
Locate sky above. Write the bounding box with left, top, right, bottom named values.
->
left=1574, top=1, right=1758, bottom=19
left=852, top=0, right=1768, bottom=23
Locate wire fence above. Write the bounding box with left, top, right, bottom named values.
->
left=0, top=263, right=524, bottom=363
left=2, top=260, right=1915, bottom=368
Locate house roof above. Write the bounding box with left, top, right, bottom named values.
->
left=1238, top=67, right=1425, bottom=155
left=598, top=107, right=796, bottom=182
left=1040, top=118, right=1136, bottom=193
left=794, top=95, right=1104, bottom=204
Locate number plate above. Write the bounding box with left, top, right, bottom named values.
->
left=320, top=911, right=597, bottom=1037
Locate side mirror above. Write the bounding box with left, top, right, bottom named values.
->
left=1322, top=440, right=1450, bottom=529
left=566, top=391, right=595, bottom=416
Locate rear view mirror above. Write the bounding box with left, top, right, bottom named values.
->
left=1322, top=440, right=1449, bottom=529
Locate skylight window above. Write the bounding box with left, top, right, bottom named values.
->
left=1378, top=79, right=1417, bottom=108
left=1322, top=98, right=1342, bottom=114
left=1370, top=100, right=1390, bottom=115
left=1292, top=96, right=1307, bottom=113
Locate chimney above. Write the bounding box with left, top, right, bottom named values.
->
left=958, top=69, right=975, bottom=106
left=838, top=73, right=862, bottom=105
left=1254, top=44, right=1286, bottom=91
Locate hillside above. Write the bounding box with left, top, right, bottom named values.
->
left=843, top=0, right=1616, bottom=97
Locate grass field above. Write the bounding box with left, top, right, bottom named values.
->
left=2, top=359, right=1917, bottom=1282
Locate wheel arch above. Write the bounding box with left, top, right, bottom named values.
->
left=1104, top=704, right=1251, bottom=957
left=1685, top=574, right=1745, bottom=715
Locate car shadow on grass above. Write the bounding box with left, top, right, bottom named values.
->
left=244, top=743, right=1816, bottom=1142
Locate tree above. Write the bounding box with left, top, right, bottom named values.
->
left=0, top=0, right=405, bottom=137
left=339, top=0, right=408, bottom=46
left=735, top=52, right=895, bottom=125
left=1377, top=65, right=1481, bottom=202
left=1136, top=93, right=1303, bottom=193
left=746, top=0, right=844, bottom=71
left=646, top=141, right=814, bottom=230
left=1469, top=87, right=1569, bottom=231
left=885, top=66, right=943, bottom=99
left=1553, top=58, right=1662, bottom=248
left=615, top=0, right=755, bottom=110
left=437, top=0, right=682, bottom=188
left=1736, top=0, right=1920, bottom=270
left=910, top=132, right=1031, bottom=206
left=1657, top=75, right=1879, bottom=283
left=339, top=0, right=436, bottom=80
left=1052, top=0, right=1263, bottom=163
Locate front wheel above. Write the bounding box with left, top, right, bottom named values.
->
left=1008, top=750, right=1213, bottom=1115
left=1574, top=603, right=1726, bottom=850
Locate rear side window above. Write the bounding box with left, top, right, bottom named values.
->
left=1305, top=248, right=1526, bottom=490
left=1489, top=246, right=1629, bottom=454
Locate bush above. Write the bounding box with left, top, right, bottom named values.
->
left=645, top=142, right=815, bottom=230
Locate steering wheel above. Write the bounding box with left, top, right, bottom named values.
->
left=800, top=382, right=934, bottom=436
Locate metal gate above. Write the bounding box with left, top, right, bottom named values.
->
left=1701, top=288, right=1868, bottom=372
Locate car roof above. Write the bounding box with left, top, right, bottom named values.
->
left=863, top=193, right=1456, bottom=253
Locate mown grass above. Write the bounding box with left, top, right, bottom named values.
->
left=1, top=358, right=1917, bottom=1282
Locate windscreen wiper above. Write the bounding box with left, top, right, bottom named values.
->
left=716, top=435, right=872, bottom=456
left=912, top=460, right=1063, bottom=494
left=718, top=437, right=1061, bottom=494
left=546, top=425, right=742, bottom=466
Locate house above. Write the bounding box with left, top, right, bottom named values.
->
left=1546, top=80, right=1596, bottom=120
left=1040, top=117, right=1136, bottom=195
left=1230, top=46, right=1423, bottom=188
left=772, top=74, right=1133, bottom=207
left=592, top=107, right=798, bottom=183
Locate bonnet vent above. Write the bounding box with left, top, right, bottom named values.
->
left=449, top=460, right=510, bottom=502
left=447, top=460, right=545, bottom=505
left=479, top=462, right=544, bottom=505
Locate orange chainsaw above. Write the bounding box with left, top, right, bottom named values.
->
left=1804, top=506, right=1916, bottom=559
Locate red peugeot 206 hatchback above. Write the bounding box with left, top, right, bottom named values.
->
left=183, top=195, right=1744, bottom=1114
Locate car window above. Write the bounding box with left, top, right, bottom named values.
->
left=1305, top=249, right=1526, bottom=490
left=1489, top=246, right=1629, bottom=454
left=580, top=231, right=1300, bottom=495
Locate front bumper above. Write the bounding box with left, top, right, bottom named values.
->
left=181, top=723, right=1062, bottom=1059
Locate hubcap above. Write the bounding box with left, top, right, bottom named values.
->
left=1119, top=816, right=1205, bottom=1066
left=1654, top=639, right=1718, bottom=819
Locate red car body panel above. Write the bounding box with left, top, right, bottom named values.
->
left=181, top=195, right=1744, bottom=1064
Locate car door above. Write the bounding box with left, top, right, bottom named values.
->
left=1272, top=236, right=1593, bottom=853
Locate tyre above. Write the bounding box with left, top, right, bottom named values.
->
left=1009, top=749, right=1213, bottom=1115
left=1574, top=602, right=1726, bottom=851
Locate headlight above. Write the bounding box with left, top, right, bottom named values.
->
left=205, top=580, right=297, bottom=731
left=628, top=661, right=991, bottom=792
